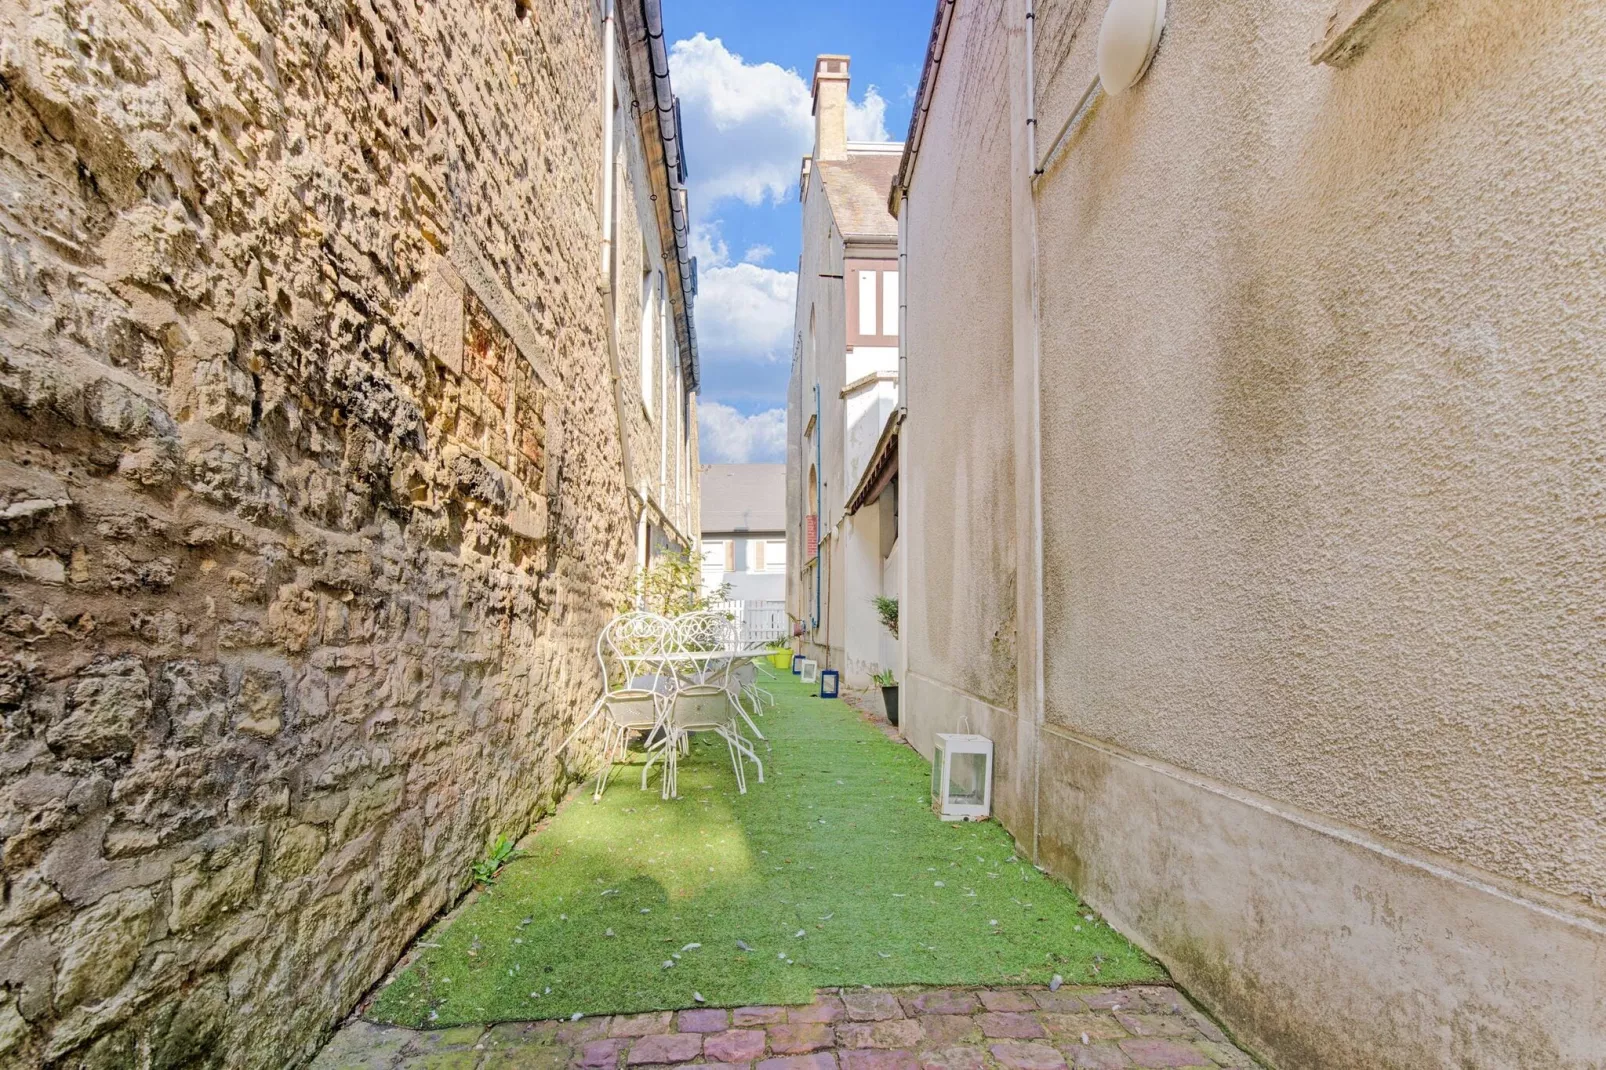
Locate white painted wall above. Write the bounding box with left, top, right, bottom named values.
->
left=842, top=380, right=896, bottom=495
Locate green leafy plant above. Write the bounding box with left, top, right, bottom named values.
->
left=766, top=636, right=790, bottom=651
left=620, top=548, right=730, bottom=617
left=873, top=669, right=897, bottom=687
left=471, top=835, right=525, bottom=886
left=871, top=595, right=899, bottom=639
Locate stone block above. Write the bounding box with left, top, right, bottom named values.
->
left=978, top=1014, right=1046, bottom=1040
left=767, top=1023, right=834, bottom=1054
left=1067, top=1044, right=1131, bottom=1069
left=990, top=1042, right=1067, bottom=1070
left=610, top=1013, right=674, bottom=1038
left=234, top=668, right=286, bottom=738
left=791, top=995, right=845, bottom=1024
left=917, top=1046, right=987, bottom=1070
left=978, top=992, right=1038, bottom=1013
left=917, top=1015, right=982, bottom=1047
left=53, top=888, right=155, bottom=1012
left=169, top=837, right=262, bottom=931
left=703, top=1029, right=765, bottom=1062
left=557, top=1018, right=614, bottom=1046
left=903, top=992, right=978, bottom=1017
left=733, top=1006, right=789, bottom=1027
left=677, top=1008, right=730, bottom=1033
left=1113, top=1014, right=1193, bottom=1039
left=481, top=1048, right=571, bottom=1070
left=1041, top=1014, right=1128, bottom=1042
left=48, top=656, right=150, bottom=759
left=270, top=824, right=328, bottom=880
left=1031, top=992, right=1088, bottom=1014
left=837, top=1019, right=923, bottom=1050
left=840, top=1051, right=920, bottom=1070
left=757, top=1056, right=838, bottom=1070
left=842, top=991, right=903, bottom=1022
left=1118, top=1038, right=1212, bottom=1068
left=627, top=1033, right=702, bottom=1065
left=155, top=660, right=228, bottom=744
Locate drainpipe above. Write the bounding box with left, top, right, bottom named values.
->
left=599, top=0, right=640, bottom=530
left=1025, top=0, right=1036, bottom=170
left=660, top=283, right=670, bottom=501
left=894, top=190, right=910, bottom=703
left=1016, top=0, right=1048, bottom=862
left=897, top=195, right=909, bottom=416
left=814, top=382, right=823, bottom=632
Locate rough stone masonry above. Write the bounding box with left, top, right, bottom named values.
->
left=0, top=1, right=656, bottom=1065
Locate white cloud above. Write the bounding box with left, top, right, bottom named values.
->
left=693, top=224, right=795, bottom=365
left=671, top=34, right=891, bottom=212
left=846, top=87, right=889, bottom=142
left=671, top=35, right=891, bottom=414
left=699, top=401, right=787, bottom=463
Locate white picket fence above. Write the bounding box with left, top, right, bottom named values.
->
left=711, top=599, right=788, bottom=647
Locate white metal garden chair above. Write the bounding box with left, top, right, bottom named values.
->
left=556, top=611, right=673, bottom=800
left=640, top=611, right=765, bottom=798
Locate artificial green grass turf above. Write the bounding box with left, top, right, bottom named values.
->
left=368, top=675, right=1162, bottom=1026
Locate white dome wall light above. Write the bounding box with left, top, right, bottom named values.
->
left=1097, top=0, right=1167, bottom=95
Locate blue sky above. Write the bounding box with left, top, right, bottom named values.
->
left=662, top=0, right=933, bottom=461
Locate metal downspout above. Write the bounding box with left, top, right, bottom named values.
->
left=814, top=382, right=823, bottom=632
left=599, top=0, right=640, bottom=533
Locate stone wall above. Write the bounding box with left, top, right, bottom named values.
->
left=0, top=1, right=667, bottom=1065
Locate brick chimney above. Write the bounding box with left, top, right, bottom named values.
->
left=811, top=55, right=851, bottom=162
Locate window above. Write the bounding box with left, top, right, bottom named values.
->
left=765, top=540, right=787, bottom=573
left=845, top=259, right=898, bottom=346
left=723, top=539, right=736, bottom=573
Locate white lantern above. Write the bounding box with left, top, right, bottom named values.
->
left=931, top=732, right=993, bottom=821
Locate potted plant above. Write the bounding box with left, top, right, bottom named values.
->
left=767, top=636, right=792, bottom=670
left=871, top=595, right=898, bottom=639
left=874, top=669, right=899, bottom=726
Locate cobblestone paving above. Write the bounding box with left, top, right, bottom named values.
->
left=312, top=984, right=1263, bottom=1069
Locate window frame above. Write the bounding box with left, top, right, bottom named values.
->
left=844, top=258, right=899, bottom=347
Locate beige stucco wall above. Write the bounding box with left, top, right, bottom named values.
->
left=1028, top=0, right=1605, bottom=1063
left=902, top=0, right=1018, bottom=715
left=898, top=0, right=1606, bottom=1064
left=1033, top=0, right=1605, bottom=927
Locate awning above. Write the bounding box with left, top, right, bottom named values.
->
left=845, top=409, right=901, bottom=515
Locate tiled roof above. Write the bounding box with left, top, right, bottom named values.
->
left=700, top=463, right=786, bottom=533
left=817, top=151, right=902, bottom=241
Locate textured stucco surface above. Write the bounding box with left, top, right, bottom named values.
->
left=902, top=0, right=1018, bottom=713
left=0, top=1, right=692, bottom=1065
left=1033, top=730, right=1606, bottom=1070
left=896, top=0, right=1606, bottom=1064
left=1034, top=0, right=1606, bottom=912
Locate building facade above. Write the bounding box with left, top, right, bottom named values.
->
left=0, top=0, right=697, bottom=1065
left=700, top=464, right=787, bottom=603
left=890, top=0, right=1605, bottom=1067
left=786, top=57, right=904, bottom=690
